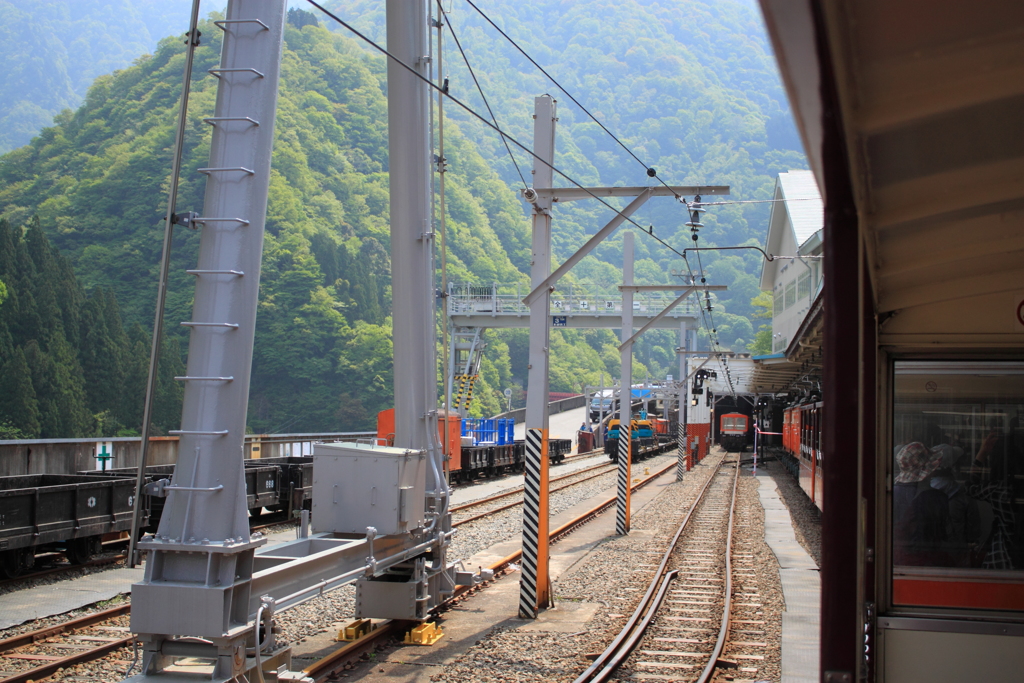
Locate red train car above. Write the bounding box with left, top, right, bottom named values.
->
left=719, top=412, right=749, bottom=452
left=783, top=403, right=823, bottom=511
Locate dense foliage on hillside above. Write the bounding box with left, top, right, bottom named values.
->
left=329, top=0, right=805, bottom=357
left=0, top=12, right=533, bottom=431
left=0, top=0, right=226, bottom=154
left=0, top=2, right=806, bottom=434
left=0, top=219, right=182, bottom=438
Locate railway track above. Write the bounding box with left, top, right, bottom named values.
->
left=451, top=460, right=616, bottom=525
left=0, top=455, right=679, bottom=683
left=573, top=455, right=743, bottom=683
left=302, top=458, right=680, bottom=682
left=0, top=605, right=132, bottom=683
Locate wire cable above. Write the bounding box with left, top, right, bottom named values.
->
left=311, top=0, right=739, bottom=387
left=306, top=0, right=691, bottom=260
left=458, top=0, right=681, bottom=196
left=439, top=1, right=528, bottom=189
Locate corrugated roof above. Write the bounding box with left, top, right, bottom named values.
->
left=777, top=170, right=823, bottom=248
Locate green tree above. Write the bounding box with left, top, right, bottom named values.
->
left=0, top=3, right=810, bottom=430
left=747, top=290, right=773, bottom=355
left=0, top=347, right=41, bottom=437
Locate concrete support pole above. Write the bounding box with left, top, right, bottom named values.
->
left=387, top=0, right=434, bottom=453
left=520, top=95, right=556, bottom=619
left=386, top=0, right=449, bottom=561
left=616, top=233, right=634, bottom=535
left=676, top=320, right=687, bottom=480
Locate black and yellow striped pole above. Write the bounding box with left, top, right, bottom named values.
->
left=616, top=232, right=634, bottom=535
left=519, top=95, right=556, bottom=618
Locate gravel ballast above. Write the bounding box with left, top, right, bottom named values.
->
left=433, top=452, right=737, bottom=683
left=5, top=453, right=670, bottom=682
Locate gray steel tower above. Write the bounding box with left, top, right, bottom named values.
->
left=129, top=1, right=287, bottom=678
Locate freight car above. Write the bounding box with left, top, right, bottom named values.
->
left=80, top=456, right=314, bottom=527
left=377, top=409, right=569, bottom=484
left=0, top=474, right=142, bottom=578
left=0, top=455, right=316, bottom=578
left=453, top=419, right=570, bottom=483
left=604, top=419, right=671, bottom=464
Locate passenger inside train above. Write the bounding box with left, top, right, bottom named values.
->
left=892, top=362, right=1023, bottom=580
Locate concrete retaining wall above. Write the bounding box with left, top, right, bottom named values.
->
left=0, top=432, right=374, bottom=477
left=495, top=394, right=586, bottom=424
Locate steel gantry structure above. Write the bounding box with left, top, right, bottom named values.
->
left=126, top=2, right=490, bottom=681
left=515, top=95, right=729, bottom=617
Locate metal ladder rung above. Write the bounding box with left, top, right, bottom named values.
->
left=198, top=167, right=255, bottom=175
left=208, top=67, right=265, bottom=78
left=186, top=269, right=245, bottom=277
left=169, top=430, right=229, bottom=436
left=181, top=322, right=240, bottom=329
left=174, top=376, right=235, bottom=382
left=214, top=18, right=269, bottom=31
left=203, top=117, right=260, bottom=127
left=193, top=217, right=250, bottom=226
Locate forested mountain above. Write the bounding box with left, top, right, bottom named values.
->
left=0, top=0, right=225, bottom=154
left=0, top=11, right=531, bottom=431
left=0, top=220, right=182, bottom=438
left=0, top=2, right=806, bottom=434
left=328, top=0, right=805, bottom=361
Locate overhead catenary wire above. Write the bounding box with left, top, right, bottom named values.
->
left=438, top=1, right=528, bottom=190
left=305, top=0, right=698, bottom=263
left=681, top=253, right=736, bottom=397
left=457, top=0, right=682, bottom=196
left=308, top=0, right=741, bottom=391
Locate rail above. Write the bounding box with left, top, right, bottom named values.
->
left=0, top=604, right=133, bottom=683
left=572, top=455, right=738, bottom=683
left=304, top=458, right=680, bottom=681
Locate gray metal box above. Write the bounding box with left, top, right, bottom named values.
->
left=312, top=442, right=425, bottom=536
left=355, top=577, right=421, bottom=620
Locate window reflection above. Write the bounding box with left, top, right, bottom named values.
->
left=893, top=363, right=1024, bottom=572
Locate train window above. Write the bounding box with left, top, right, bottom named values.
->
left=891, top=361, right=1024, bottom=612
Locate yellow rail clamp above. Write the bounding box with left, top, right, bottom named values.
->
left=337, top=619, right=376, bottom=642
left=403, top=622, right=444, bottom=646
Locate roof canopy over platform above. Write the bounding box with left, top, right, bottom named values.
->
left=760, top=0, right=1024, bottom=349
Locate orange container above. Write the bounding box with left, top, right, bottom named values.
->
left=376, top=408, right=462, bottom=474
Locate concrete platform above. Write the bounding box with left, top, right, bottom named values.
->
left=513, top=406, right=588, bottom=446
left=755, top=466, right=820, bottom=683
left=0, top=565, right=145, bottom=630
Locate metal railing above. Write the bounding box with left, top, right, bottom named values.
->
left=447, top=282, right=699, bottom=318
